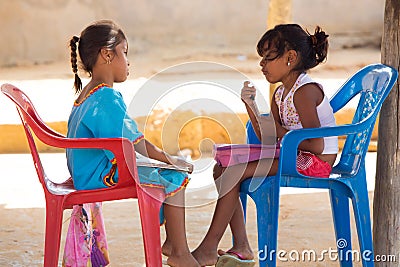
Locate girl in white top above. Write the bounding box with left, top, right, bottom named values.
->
left=274, top=72, right=338, bottom=155
left=193, top=24, right=338, bottom=265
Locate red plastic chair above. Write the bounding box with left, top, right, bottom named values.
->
left=1, top=83, right=165, bottom=267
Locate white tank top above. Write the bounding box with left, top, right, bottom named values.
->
left=274, top=73, right=338, bottom=154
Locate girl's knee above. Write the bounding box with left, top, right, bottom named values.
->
left=213, top=164, right=224, bottom=180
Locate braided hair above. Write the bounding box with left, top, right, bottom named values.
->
left=69, top=36, right=82, bottom=93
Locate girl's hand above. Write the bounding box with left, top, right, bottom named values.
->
left=241, top=81, right=257, bottom=105
left=167, top=154, right=194, bottom=174
left=241, top=81, right=260, bottom=117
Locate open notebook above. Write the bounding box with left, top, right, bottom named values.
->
left=135, top=153, right=191, bottom=172
left=214, top=143, right=280, bottom=167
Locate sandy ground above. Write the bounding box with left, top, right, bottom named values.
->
left=0, top=47, right=383, bottom=266
left=0, top=191, right=373, bottom=267
left=0, top=150, right=378, bottom=266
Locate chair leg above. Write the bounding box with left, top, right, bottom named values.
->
left=248, top=176, right=280, bottom=267
left=350, top=181, right=374, bottom=267
left=137, top=187, right=163, bottom=267
left=43, top=197, right=64, bottom=267
left=330, top=188, right=353, bottom=267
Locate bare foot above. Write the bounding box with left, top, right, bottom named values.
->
left=218, top=247, right=254, bottom=260
left=191, top=247, right=219, bottom=266
left=166, top=253, right=200, bottom=267
left=162, top=240, right=172, bottom=257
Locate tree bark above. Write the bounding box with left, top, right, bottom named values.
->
left=267, top=0, right=292, bottom=29
left=373, top=1, right=400, bottom=266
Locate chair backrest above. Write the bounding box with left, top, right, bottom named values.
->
left=2, top=83, right=140, bottom=196
left=1, top=83, right=59, bottom=190
left=329, top=64, right=398, bottom=174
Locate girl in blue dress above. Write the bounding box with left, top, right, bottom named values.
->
left=66, top=20, right=199, bottom=267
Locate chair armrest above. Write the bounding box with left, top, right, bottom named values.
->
left=278, top=114, right=376, bottom=177
left=40, top=133, right=138, bottom=187
left=26, top=114, right=139, bottom=187
left=64, top=137, right=138, bottom=187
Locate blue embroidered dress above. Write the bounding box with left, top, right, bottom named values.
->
left=66, top=84, right=189, bottom=197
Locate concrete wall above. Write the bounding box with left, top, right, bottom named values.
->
left=0, top=0, right=268, bottom=67
left=293, top=0, right=385, bottom=48
left=0, top=0, right=384, bottom=67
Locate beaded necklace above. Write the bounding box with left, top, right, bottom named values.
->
left=74, top=83, right=110, bottom=106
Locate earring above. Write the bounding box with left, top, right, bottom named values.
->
left=287, top=62, right=291, bottom=66
left=106, top=58, right=111, bottom=65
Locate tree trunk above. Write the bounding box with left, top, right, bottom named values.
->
left=266, top=0, right=292, bottom=102
left=373, top=1, right=400, bottom=266
left=267, top=0, right=292, bottom=29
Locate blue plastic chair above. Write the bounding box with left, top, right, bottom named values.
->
left=240, top=64, right=398, bottom=267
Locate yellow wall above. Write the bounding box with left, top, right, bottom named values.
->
left=0, top=109, right=378, bottom=155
